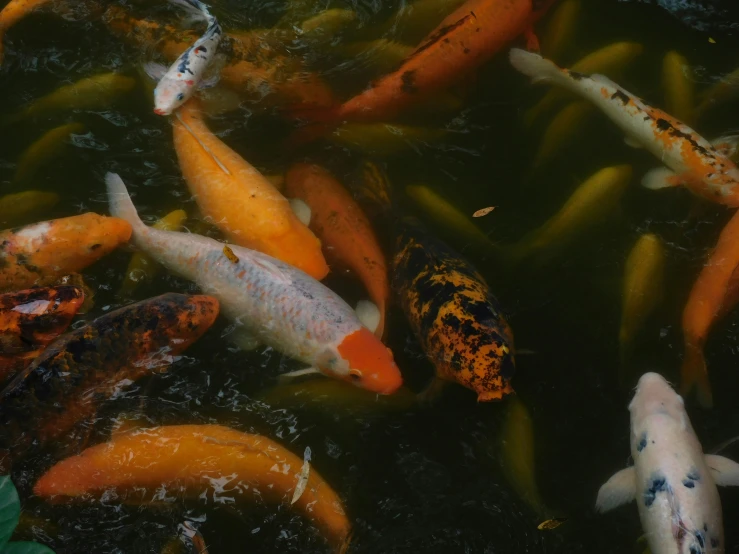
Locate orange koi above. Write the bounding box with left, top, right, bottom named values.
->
left=284, top=163, right=389, bottom=336
left=0, top=213, right=131, bottom=293
left=681, top=210, right=739, bottom=408
left=172, top=100, right=328, bottom=280
left=0, top=293, right=219, bottom=470
left=288, top=0, right=556, bottom=134
left=0, top=286, right=84, bottom=382
left=34, top=424, right=351, bottom=551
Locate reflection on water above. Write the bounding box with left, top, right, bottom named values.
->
left=2, top=0, right=739, bottom=552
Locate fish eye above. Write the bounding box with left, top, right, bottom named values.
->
left=349, top=369, right=363, bottom=382
left=176, top=93, right=185, bottom=101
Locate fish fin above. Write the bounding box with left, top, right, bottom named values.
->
left=522, top=27, right=540, bottom=52
left=197, top=75, right=220, bottom=90
left=289, top=198, right=312, bottom=226
left=509, top=48, right=562, bottom=85
left=174, top=110, right=231, bottom=175
left=355, top=300, right=380, bottom=334
left=705, top=454, right=739, bottom=486
left=105, top=173, right=147, bottom=233
left=143, top=62, right=167, bottom=82
left=595, top=467, right=636, bottom=512
left=251, top=256, right=293, bottom=285
left=231, top=329, right=261, bottom=351
left=680, top=342, right=713, bottom=408
left=641, top=167, right=682, bottom=190
left=711, top=134, right=739, bottom=158
left=278, top=367, right=323, bottom=383
left=624, top=136, right=642, bottom=149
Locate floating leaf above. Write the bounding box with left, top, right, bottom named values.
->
left=0, top=476, right=20, bottom=548
left=709, top=37, right=716, bottom=43
left=472, top=207, right=495, bottom=218
left=537, top=517, right=567, bottom=531
left=1, top=542, right=56, bottom=554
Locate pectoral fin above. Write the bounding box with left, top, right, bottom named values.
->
left=642, top=167, right=682, bottom=190
left=143, top=62, right=167, bottom=82
left=711, top=134, right=739, bottom=158
left=289, top=198, right=312, bottom=226
left=355, top=300, right=380, bottom=334
left=278, top=367, right=323, bottom=383
left=624, top=136, right=642, bottom=149
left=705, top=454, right=739, bottom=486
left=595, top=467, right=636, bottom=512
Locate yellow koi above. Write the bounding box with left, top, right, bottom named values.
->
left=540, top=0, right=581, bottom=62
left=13, top=122, right=85, bottom=185
left=0, top=191, right=59, bottom=228
left=662, top=51, right=695, bottom=126
left=330, top=123, right=448, bottom=156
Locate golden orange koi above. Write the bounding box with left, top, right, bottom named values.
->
left=0, top=213, right=131, bottom=293
left=284, top=163, right=389, bottom=336
left=172, top=100, right=328, bottom=280
left=34, top=425, right=351, bottom=551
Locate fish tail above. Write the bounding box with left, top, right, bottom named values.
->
left=509, top=48, right=564, bottom=85
left=105, top=173, right=147, bottom=234
left=680, top=342, right=713, bottom=408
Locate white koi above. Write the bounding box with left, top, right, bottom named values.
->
left=105, top=172, right=402, bottom=395
left=509, top=48, right=739, bottom=207
left=596, top=372, right=739, bottom=554
left=145, top=0, right=223, bottom=116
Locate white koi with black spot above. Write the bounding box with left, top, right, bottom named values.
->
left=596, top=372, right=739, bottom=554
left=509, top=48, right=739, bottom=207
left=146, top=0, right=223, bottom=116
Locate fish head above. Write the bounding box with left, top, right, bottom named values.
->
left=629, top=372, right=687, bottom=426
left=153, top=78, right=190, bottom=116
left=320, top=328, right=402, bottom=394
left=162, top=294, right=220, bottom=354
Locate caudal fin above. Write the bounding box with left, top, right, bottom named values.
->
left=105, top=173, right=146, bottom=234
left=509, top=48, right=563, bottom=85
left=680, top=343, right=713, bottom=408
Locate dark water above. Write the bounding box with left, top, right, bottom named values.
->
left=3, top=0, right=739, bottom=552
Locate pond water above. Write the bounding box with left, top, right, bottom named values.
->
left=2, top=0, right=739, bottom=552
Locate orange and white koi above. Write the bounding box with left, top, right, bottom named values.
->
left=0, top=213, right=132, bottom=293
left=284, top=163, right=389, bottom=337
left=173, top=100, right=328, bottom=280
left=144, top=0, right=223, bottom=116
left=106, top=173, right=402, bottom=395
left=510, top=48, right=739, bottom=207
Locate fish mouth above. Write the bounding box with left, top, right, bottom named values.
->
left=153, top=108, right=168, bottom=116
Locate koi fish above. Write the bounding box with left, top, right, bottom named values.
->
left=680, top=209, right=739, bottom=408
left=0, top=293, right=219, bottom=470
left=13, top=122, right=85, bottom=186
left=34, top=425, right=351, bottom=551
left=289, top=0, right=557, bottom=133
left=539, top=0, right=580, bottom=62
left=662, top=51, right=695, bottom=126
left=3, top=73, right=136, bottom=126
left=106, top=173, right=402, bottom=394
left=144, top=0, right=223, bottom=116
left=0, top=0, right=54, bottom=65
left=620, top=234, right=665, bottom=385
left=337, top=39, right=415, bottom=76
left=0, top=285, right=84, bottom=382
left=0, top=213, right=132, bottom=293
left=528, top=100, right=596, bottom=173
left=510, top=49, right=739, bottom=207
left=364, top=0, right=467, bottom=48
left=596, top=372, right=739, bottom=554
left=695, top=66, right=739, bottom=121
left=172, top=100, right=328, bottom=280
left=284, top=163, right=388, bottom=337
left=0, top=191, right=59, bottom=228
left=329, top=122, right=448, bottom=156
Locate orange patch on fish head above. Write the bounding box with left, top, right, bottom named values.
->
left=335, top=328, right=402, bottom=394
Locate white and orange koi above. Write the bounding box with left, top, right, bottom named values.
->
left=510, top=48, right=739, bottom=207
left=145, top=0, right=222, bottom=116
left=106, top=173, right=403, bottom=395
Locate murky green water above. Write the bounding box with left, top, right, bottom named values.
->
left=3, top=0, right=739, bottom=552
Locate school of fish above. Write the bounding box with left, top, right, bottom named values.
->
left=1, top=0, right=739, bottom=552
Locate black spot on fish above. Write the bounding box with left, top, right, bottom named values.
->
left=689, top=546, right=700, bottom=554
left=683, top=479, right=695, bottom=488
left=711, top=538, right=719, bottom=547
left=569, top=71, right=588, bottom=81
left=637, top=432, right=648, bottom=452
left=704, top=524, right=708, bottom=532
left=89, top=243, right=101, bottom=251
left=611, top=90, right=630, bottom=105
left=401, top=71, right=418, bottom=94
left=655, top=118, right=672, bottom=131
left=463, top=47, right=470, bottom=54
left=443, top=38, right=450, bottom=43
left=407, top=13, right=473, bottom=59
left=687, top=468, right=700, bottom=481
left=643, top=475, right=667, bottom=508
left=653, top=119, right=713, bottom=158
left=696, top=532, right=705, bottom=548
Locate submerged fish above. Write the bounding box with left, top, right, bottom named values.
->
left=119, top=209, right=188, bottom=297
left=0, top=293, right=219, bottom=470
left=34, top=425, right=351, bottom=551
left=662, top=51, right=695, bottom=126
left=284, top=163, right=389, bottom=337
left=0, top=213, right=132, bottom=293
left=539, top=0, right=581, bottom=62
left=145, top=0, right=223, bottom=116
left=336, top=39, right=414, bottom=76
left=510, top=49, right=739, bottom=207
left=0, top=0, right=54, bottom=65
left=172, top=100, right=328, bottom=280
left=619, top=234, right=665, bottom=384
left=695, top=66, right=739, bottom=121
left=680, top=208, right=739, bottom=408
left=0, top=191, right=59, bottom=228
left=0, top=286, right=84, bottom=382
left=596, top=372, right=739, bottom=554
left=529, top=100, right=597, bottom=173
left=13, top=122, right=85, bottom=186
left=4, top=73, right=136, bottom=125
left=106, top=173, right=402, bottom=394
left=364, top=0, right=467, bottom=44
left=329, top=122, right=448, bottom=156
